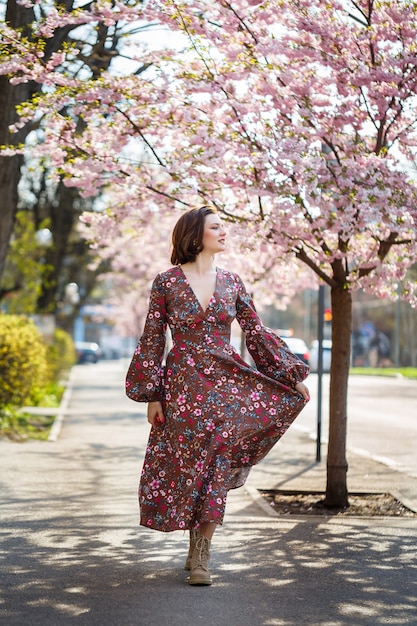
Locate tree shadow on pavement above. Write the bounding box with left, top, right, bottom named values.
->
left=1, top=366, right=416, bottom=626
left=1, top=495, right=416, bottom=626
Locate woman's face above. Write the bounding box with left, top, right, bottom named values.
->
left=201, top=213, right=226, bottom=254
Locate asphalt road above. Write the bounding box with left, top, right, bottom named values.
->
left=296, top=373, right=417, bottom=478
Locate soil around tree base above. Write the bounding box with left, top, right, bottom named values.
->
left=260, top=490, right=417, bottom=517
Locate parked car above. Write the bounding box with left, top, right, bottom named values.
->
left=282, top=337, right=310, bottom=365
left=309, top=339, right=332, bottom=372
left=75, top=341, right=102, bottom=364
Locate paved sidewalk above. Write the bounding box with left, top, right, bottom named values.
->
left=245, top=415, right=417, bottom=517
left=1, top=361, right=416, bottom=626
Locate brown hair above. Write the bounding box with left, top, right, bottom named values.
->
left=171, top=206, right=217, bottom=265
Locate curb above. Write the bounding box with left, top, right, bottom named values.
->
left=391, top=489, right=417, bottom=515
left=293, top=422, right=417, bottom=483
left=244, top=486, right=332, bottom=521
left=48, top=367, right=75, bottom=442
left=244, top=485, right=277, bottom=517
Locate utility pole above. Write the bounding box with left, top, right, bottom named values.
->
left=316, top=285, right=325, bottom=462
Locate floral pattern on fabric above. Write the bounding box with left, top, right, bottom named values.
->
left=126, top=266, right=309, bottom=532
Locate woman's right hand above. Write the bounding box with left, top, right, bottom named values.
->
left=295, top=381, right=310, bottom=402
left=147, top=401, right=165, bottom=427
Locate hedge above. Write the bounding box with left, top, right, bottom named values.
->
left=46, top=328, right=76, bottom=384
left=0, top=314, right=48, bottom=408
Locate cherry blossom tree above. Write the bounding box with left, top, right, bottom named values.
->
left=2, top=0, right=417, bottom=506
left=0, top=0, right=149, bottom=286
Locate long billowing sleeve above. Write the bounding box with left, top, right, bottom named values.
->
left=235, top=275, right=309, bottom=388
left=125, top=274, right=167, bottom=403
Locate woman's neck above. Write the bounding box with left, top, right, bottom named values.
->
left=184, top=252, right=216, bottom=275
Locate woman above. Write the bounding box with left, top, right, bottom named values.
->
left=126, top=206, right=310, bottom=586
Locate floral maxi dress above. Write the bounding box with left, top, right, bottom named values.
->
left=126, top=266, right=309, bottom=532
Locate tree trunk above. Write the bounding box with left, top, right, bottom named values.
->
left=0, top=0, right=119, bottom=290
left=0, top=145, right=23, bottom=282
left=0, top=0, right=35, bottom=284
left=36, top=180, right=82, bottom=312
left=324, top=285, right=352, bottom=507
left=0, top=1, right=79, bottom=287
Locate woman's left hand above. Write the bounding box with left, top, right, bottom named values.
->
left=295, top=381, right=310, bottom=402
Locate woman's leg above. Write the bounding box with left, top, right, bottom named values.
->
left=184, top=529, right=199, bottom=570
left=185, top=521, right=217, bottom=570
left=198, top=521, right=217, bottom=540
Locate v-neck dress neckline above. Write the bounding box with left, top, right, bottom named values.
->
left=178, top=265, right=218, bottom=315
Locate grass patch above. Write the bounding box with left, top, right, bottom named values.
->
left=0, top=409, right=56, bottom=441
left=0, top=382, right=66, bottom=441
left=350, top=367, right=417, bottom=379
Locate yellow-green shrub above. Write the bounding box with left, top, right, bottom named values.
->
left=46, top=328, right=76, bottom=383
left=0, top=314, right=48, bottom=408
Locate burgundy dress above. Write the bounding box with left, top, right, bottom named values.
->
left=126, top=266, right=309, bottom=532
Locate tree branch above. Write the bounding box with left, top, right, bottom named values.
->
left=115, top=107, right=167, bottom=168
left=294, top=246, right=337, bottom=288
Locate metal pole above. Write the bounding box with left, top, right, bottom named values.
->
left=394, top=298, right=400, bottom=367
left=316, top=285, right=325, bottom=462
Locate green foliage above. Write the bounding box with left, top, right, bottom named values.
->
left=45, top=328, right=76, bottom=385
left=0, top=211, right=52, bottom=314
left=0, top=314, right=48, bottom=408
left=30, top=381, right=66, bottom=408
left=0, top=317, right=73, bottom=439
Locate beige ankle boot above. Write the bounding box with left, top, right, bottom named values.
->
left=184, top=529, right=199, bottom=570
left=188, top=534, right=212, bottom=586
